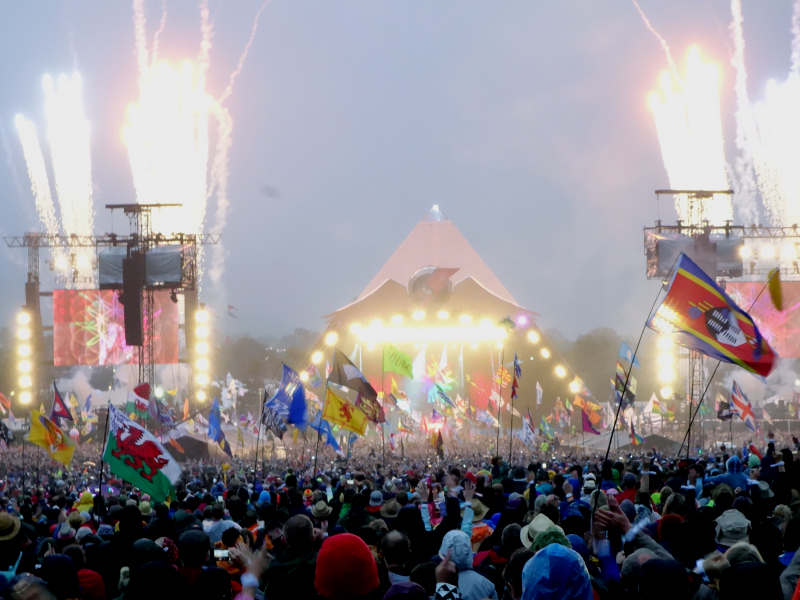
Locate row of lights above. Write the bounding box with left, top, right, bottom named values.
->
left=739, top=242, right=798, bottom=261
left=17, top=310, right=33, bottom=404
left=194, top=307, right=210, bottom=401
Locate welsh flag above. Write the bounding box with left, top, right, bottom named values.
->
left=126, top=384, right=150, bottom=419
left=103, top=405, right=180, bottom=502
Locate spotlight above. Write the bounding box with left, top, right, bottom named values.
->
left=299, top=371, right=309, bottom=382
left=761, top=244, right=776, bottom=259
left=55, top=255, right=68, bottom=270
left=739, top=246, right=752, bottom=259
left=540, top=348, right=550, bottom=359
left=459, top=314, right=472, bottom=325
left=196, top=310, right=209, bottom=323
left=370, top=319, right=383, bottom=329
left=391, top=315, right=404, bottom=325
left=527, top=331, right=540, bottom=344
left=660, top=387, right=673, bottom=399
left=18, top=361, right=31, bottom=373
left=154, top=386, right=165, bottom=398
left=325, top=332, right=339, bottom=346
left=17, top=328, right=30, bottom=341
left=16, top=312, right=31, bottom=326
left=412, top=310, right=425, bottom=321
left=495, top=341, right=503, bottom=349
left=479, top=318, right=493, bottom=328
left=657, top=337, right=671, bottom=350
left=197, top=391, right=207, bottom=401
left=569, top=381, right=580, bottom=393
left=19, top=391, right=31, bottom=404
left=196, top=358, right=209, bottom=370
left=657, top=354, right=673, bottom=366
left=196, top=342, right=209, bottom=355
left=196, top=373, right=209, bottom=386
left=311, top=351, right=323, bottom=364
left=17, top=345, right=30, bottom=357
left=19, top=376, right=32, bottom=388
left=555, top=365, right=567, bottom=378
left=659, top=368, right=675, bottom=382
left=437, top=311, right=449, bottom=320
left=196, top=326, right=209, bottom=338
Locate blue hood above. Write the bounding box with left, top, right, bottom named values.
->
left=521, top=544, right=592, bottom=600
left=726, top=456, right=743, bottom=475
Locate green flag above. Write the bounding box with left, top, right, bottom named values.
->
left=383, top=344, right=413, bottom=378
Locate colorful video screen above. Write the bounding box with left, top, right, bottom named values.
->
left=53, top=290, right=179, bottom=366
left=726, top=281, right=800, bottom=359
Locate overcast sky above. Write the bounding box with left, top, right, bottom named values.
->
left=0, top=1, right=795, bottom=341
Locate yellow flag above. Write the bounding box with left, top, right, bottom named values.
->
left=25, top=410, right=75, bottom=465
left=769, top=267, right=783, bottom=311
left=323, top=387, right=368, bottom=435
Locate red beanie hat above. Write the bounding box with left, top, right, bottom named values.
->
left=315, top=533, right=379, bottom=600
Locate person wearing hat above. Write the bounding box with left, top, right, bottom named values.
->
left=0, top=513, right=33, bottom=579
left=367, top=490, right=384, bottom=516
left=439, top=529, right=498, bottom=600
left=520, top=514, right=564, bottom=550
left=715, top=509, right=751, bottom=551
left=315, top=532, right=380, bottom=599
left=381, top=499, right=401, bottom=523
left=465, top=499, right=492, bottom=551
left=312, top=501, right=333, bottom=521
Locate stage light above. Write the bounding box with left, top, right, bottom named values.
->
left=459, top=314, right=472, bottom=324
left=370, top=319, right=383, bottom=329
left=154, top=386, right=165, bottom=398
left=325, top=332, right=338, bottom=346
left=657, top=337, right=671, bottom=350
left=19, top=376, right=31, bottom=388
left=517, top=315, right=528, bottom=326
left=77, top=255, right=90, bottom=269
left=782, top=243, right=798, bottom=261
left=495, top=341, right=503, bottom=349
left=196, top=325, right=209, bottom=338
left=196, top=342, right=209, bottom=355
left=479, top=318, right=493, bottom=328
left=569, top=381, right=580, bottom=393
left=19, top=392, right=31, bottom=405
left=527, top=331, right=540, bottom=344
left=555, top=365, right=567, bottom=378
left=354, top=325, right=508, bottom=344
left=349, top=323, right=362, bottom=333
left=659, top=368, right=675, bottom=382
left=657, top=354, right=673, bottom=366
left=197, top=390, right=207, bottom=401
left=196, top=373, right=209, bottom=385
left=17, top=345, right=30, bottom=357
left=311, top=351, right=323, bottom=364
left=196, top=358, right=209, bottom=370
left=412, top=310, right=425, bottom=321
left=437, top=311, right=449, bottom=320
left=18, top=361, right=31, bottom=373
left=796, top=379, right=800, bottom=387
left=391, top=315, right=403, bottom=325
left=761, top=244, right=776, bottom=259
left=660, top=387, right=673, bottom=399
left=540, top=348, right=550, bottom=359
left=739, top=245, right=752, bottom=259
left=55, top=255, right=68, bottom=270
left=196, top=310, right=209, bottom=323
left=16, top=312, right=30, bottom=326
left=299, top=371, right=309, bottom=382
left=17, top=328, right=30, bottom=341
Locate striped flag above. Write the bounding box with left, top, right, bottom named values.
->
left=731, top=381, right=757, bottom=432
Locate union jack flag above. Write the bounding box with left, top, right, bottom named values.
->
left=731, top=381, right=757, bottom=432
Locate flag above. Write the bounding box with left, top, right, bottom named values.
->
left=262, top=404, right=287, bottom=439
left=0, top=393, right=9, bottom=416
left=651, top=398, right=663, bottom=416
left=511, top=376, right=519, bottom=401
left=619, top=342, right=641, bottom=368
left=434, top=430, right=444, bottom=458
left=762, top=407, right=773, bottom=425
left=265, top=364, right=309, bottom=429
left=699, top=403, right=710, bottom=415
left=540, top=416, right=554, bottom=440
left=518, top=416, right=536, bottom=448
left=648, top=253, right=778, bottom=378
left=536, top=381, right=543, bottom=405
left=208, top=398, right=233, bottom=457
left=228, top=305, right=238, bottom=318
left=476, top=410, right=498, bottom=427
left=237, top=427, right=244, bottom=447
left=768, top=267, right=783, bottom=311
left=126, top=384, right=151, bottom=419
left=434, top=385, right=454, bottom=407
left=582, top=409, right=601, bottom=435
left=630, top=423, right=644, bottom=446
left=514, top=352, right=522, bottom=378
left=322, top=387, right=368, bottom=435
left=731, top=381, right=757, bottom=431
left=565, top=397, right=574, bottom=415
left=183, top=398, right=189, bottom=420
left=328, top=349, right=384, bottom=422
left=307, top=363, right=322, bottom=388
left=309, top=412, right=341, bottom=452
left=103, top=405, right=180, bottom=502
left=383, top=344, right=414, bottom=379
left=50, top=382, right=73, bottom=423
left=26, top=410, right=75, bottom=465
left=82, top=394, right=92, bottom=416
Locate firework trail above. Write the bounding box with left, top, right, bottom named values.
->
left=728, top=0, right=759, bottom=225
left=631, top=0, right=684, bottom=88
left=13, top=115, right=60, bottom=238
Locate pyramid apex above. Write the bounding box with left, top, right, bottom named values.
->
left=424, top=205, right=448, bottom=222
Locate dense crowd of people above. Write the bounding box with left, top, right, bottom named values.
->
left=0, top=433, right=797, bottom=599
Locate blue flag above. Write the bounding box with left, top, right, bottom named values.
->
left=266, top=364, right=309, bottom=430
left=310, top=412, right=340, bottom=452
left=208, top=398, right=233, bottom=457
left=618, top=342, right=641, bottom=369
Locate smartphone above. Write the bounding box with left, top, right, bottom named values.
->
left=217, top=496, right=224, bottom=502
left=214, top=549, right=230, bottom=560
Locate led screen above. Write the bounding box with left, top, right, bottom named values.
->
left=53, top=290, right=178, bottom=365
left=726, top=281, right=800, bottom=359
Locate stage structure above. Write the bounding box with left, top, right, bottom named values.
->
left=643, top=189, right=800, bottom=448
left=308, top=205, right=594, bottom=434
left=4, top=203, right=220, bottom=411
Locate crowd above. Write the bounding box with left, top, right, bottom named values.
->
left=0, top=434, right=797, bottom=600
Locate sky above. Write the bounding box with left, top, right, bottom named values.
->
left=0, top=0, right=796, bottom=342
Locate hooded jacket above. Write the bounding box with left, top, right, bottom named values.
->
left=521, top=544, right=592, bottom=600
left=705, top=456, right=749, bottom=492
left=439, top=530, right=498, bottom=600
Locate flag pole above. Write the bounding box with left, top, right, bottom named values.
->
left=381, top=344, right=386, bottom=467
left=496, top=347, right=505, bottom=456
left=508, top=350, right=516, bottom=463
left=313, top=427, right=321, bottom=475
left=97, top=401, right=111, bottom=499
left=21, top=417, right=25, bottom=496
left=253, top=390, right=264, bottom=477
